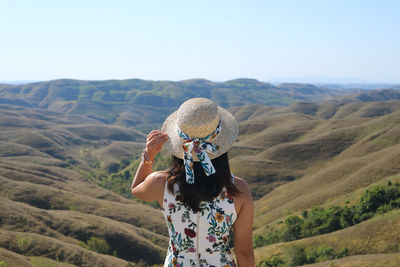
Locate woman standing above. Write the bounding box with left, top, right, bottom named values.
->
left=131, top=98, right=254, bottom=267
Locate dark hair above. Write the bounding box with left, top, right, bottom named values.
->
left=167, top=152, right=239, bottom=212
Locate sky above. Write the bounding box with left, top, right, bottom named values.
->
left=0, top=0, right=399, bottom=83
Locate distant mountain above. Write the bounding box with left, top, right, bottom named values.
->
left=320, top=83, right=399, bottom=90
left=267, top=76, right=368, bottom=84
left=332, top=88, right=400, bottom=103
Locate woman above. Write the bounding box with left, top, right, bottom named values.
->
left=131, top=98, right=254, bottom=267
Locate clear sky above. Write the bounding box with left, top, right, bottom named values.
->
left=1, top=0, right=399, bottom=83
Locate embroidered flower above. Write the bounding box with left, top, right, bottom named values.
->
left=168, top=203, right=175, bottom=210
left=188, top=247, right=196, bottom=253
left=184, top=228, right=196, bottom=238
left=172, top=257, right=178, bottom=267
left=215, top=212, right=224, bottom=223
left=167, top=215, right=172, bottom=223
left=225, top=191, right=233, bottom=202
left=220, top=191, right=226, bottom=200
left=207, top=235, right=216, bottom=242
left=175, top=194, right=183, bottom=202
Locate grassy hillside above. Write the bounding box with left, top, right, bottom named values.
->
left=1, top=84, right=400, bottom=266
left=0, top=78, right=355, bottom=128
left=228, top=97, right=400, bottom=265
left=229, top=100, right=400, bottom=198
left=255, top=208, right=400, bottom=266
left=0, top=104, right=167, bottom=266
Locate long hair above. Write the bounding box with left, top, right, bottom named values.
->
left=167, top=152, right=239, bottom=212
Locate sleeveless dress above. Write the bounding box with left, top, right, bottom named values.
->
left=161, top=178, right=237, bottom=267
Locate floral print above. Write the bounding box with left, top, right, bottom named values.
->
left=162, top=180, right=237, bottom=267
left=177, top=121, right=221, bottom=184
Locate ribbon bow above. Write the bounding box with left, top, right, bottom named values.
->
left=178, top=122, right=221, bottom=184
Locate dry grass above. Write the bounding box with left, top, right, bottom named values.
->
left=2, top=94, right=400, bottom=265
left=0, top=230, right=131, bottom=267
left=29, top=256, right=76, bottom=267
left=0, top=247, right=33, bottom=267
left=0, top=176, right=167, bottom=234
left=302, top=252, right=400, bottom=267
left=255, top=209, right=400, bottom=265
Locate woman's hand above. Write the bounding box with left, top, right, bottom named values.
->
left=131, top=130, right=169, bottom=203
left=145, top=130, right=169, bottom=160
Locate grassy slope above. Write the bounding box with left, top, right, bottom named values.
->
left=0, top=105, right=167, bottom=265
left=2, top=86, right=400, bottom=265
left=228, top=100, right=400, bottom=265
left=254, top=209, right=400, bottom=266
left=228, top=100, right=400, bottom=198
left=0, top=78, right=351, bottom=127
left=303, top=253, right=400, bottom=267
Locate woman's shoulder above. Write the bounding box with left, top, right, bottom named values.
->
left=146, top=171, right=169, bottom=184
left=232, top=176, right=252, bottom=200
left=233, top=176, right=249, bottom=191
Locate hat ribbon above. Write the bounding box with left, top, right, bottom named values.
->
left=177, top=121, right=221, bottom=184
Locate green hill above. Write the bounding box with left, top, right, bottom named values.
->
left=0, top=104, right=167, bottom=266
left=1, top=80, right=400, bottom=266
left=226, top=98, right=400, bottom=265
left=0, top=78, right=354, bottom=128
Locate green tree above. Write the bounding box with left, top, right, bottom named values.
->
left=281, top=215, right=303, bottom=241
left=287, top=244, right=307, bottom=266
left=85, top=236, right=110, bottom=254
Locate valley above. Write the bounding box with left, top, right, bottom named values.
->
left=0, top=79, right=400, bottom=266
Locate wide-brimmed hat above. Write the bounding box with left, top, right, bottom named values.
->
left=161, top=98, right=238, bottom=162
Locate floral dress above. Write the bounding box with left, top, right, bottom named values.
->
left=161, top=179, right=237, bottom=267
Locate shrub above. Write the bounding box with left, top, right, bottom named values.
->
left=79, top=236, right=111, bottom=255
left=286, top=244, right=307, bottom=266
left=69, top=205, right=78, bottom=211
left=259, top=256, right=285, bottom=267
left=256, top=182, right=400, bottom=248
left=107, top=162, right=120, bottom=173
left=17, top=237, right=29, bottom=252
left=0, top=261, right=6, bottom=267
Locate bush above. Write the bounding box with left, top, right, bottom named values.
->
left=259, top=256, right=285, bottom=267
left=286, top=244, right=307, bottom=266
left=17, top=237, right=29, bottom=252
left=107, top=162, right=120, bottom=173
left=69, top=205, right=78, bottom=211
left=256, top=182, right=400, bottom=248
left=0, top=261, right=6, bottom=267
left=282, top=215, right=303, bottom=241
left=79, top=236, right=111, bottom=255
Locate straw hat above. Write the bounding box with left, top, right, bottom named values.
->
left=161, top=98, right=238, bottom=161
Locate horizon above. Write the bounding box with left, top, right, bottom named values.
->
left=1, top=77, right=399, bottom=86
left=1, top=0, right=399, bottom=83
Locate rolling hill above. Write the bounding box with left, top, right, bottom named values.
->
left=0, top=78, right=359, bottom=129
left=225, top=92, right=400, bottom=265
left=0, top=104, right=168, bottom=266
left=1, top=78, right=400, bottom=266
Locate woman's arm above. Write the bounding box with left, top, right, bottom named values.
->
left=233, top=178, right=255, bottom=267
left=131, top=130, right=168, bottom=203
